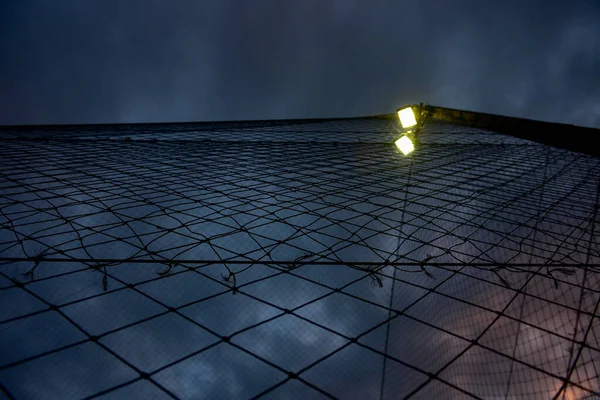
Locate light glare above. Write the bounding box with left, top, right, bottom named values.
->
left=398, top=107, right=417, bottom=128
left=395, top=135, right=414, bottom=155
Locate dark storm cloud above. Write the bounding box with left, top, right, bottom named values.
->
left=1, top=0, right=599, bottom=126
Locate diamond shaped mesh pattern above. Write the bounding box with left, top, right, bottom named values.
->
left=0, top=117, right=599, bottom=399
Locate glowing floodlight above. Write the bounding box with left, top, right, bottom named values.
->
left=395, top=135, right=414, bottom=155
left=398, top=107, right=417, bottom=128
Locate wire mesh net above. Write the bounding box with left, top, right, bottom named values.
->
left=0, top=116, right=599, bottom=399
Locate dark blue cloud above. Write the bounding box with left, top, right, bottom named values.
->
left=0, top=1, right=598, bottom=126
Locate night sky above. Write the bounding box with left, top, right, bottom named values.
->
left=1, top=1, right=599, bottom=126
left=1, top=3, right=600, bottom=400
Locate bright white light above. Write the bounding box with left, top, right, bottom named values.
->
left=395, top=135, right=414, bottom=155
left=398, top=107, right=417, bottom=128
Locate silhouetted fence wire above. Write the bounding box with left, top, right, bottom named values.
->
left=0, top=117, right=599, bottom=399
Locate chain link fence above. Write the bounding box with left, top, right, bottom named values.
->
left=0, top=116, right=599, bottom=399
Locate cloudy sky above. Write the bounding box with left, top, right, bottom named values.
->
left=0, top=0, right=599, bottom=126
left=1, top=3, right=600, bottom=399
